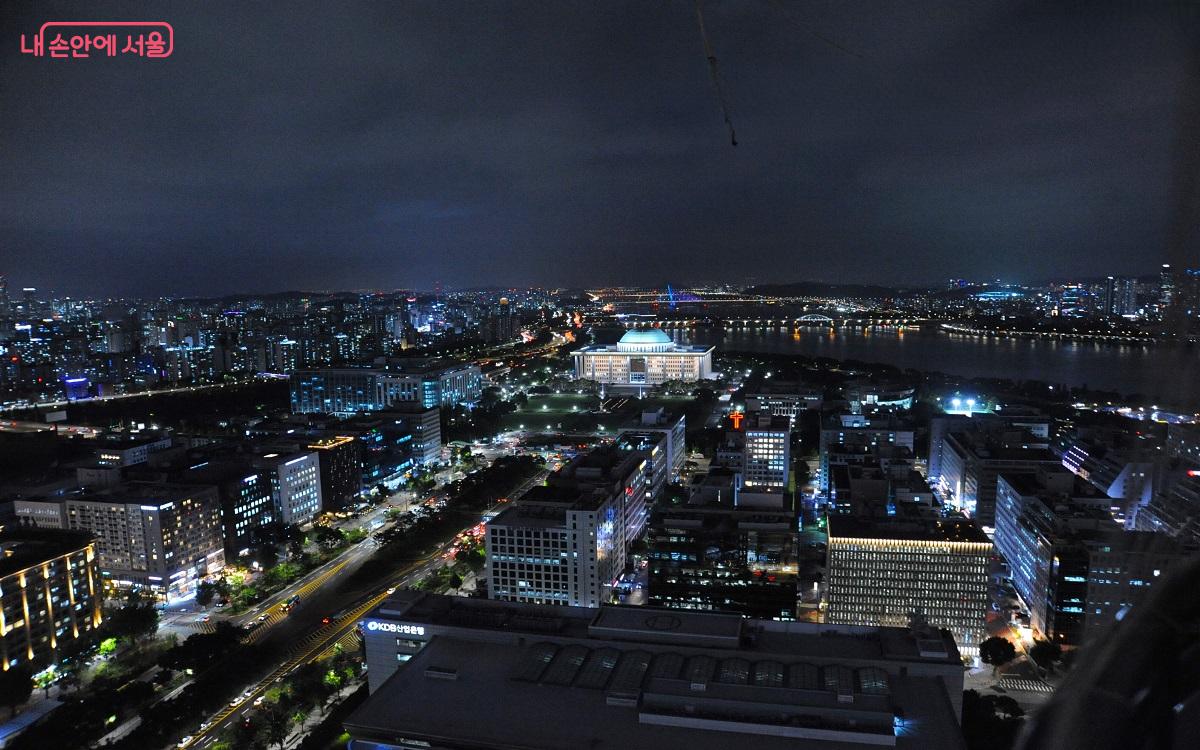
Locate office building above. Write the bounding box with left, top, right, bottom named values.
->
left=0, top=529, right=103, bottom=672
left=350, top=591, right=968, bottom=749
left=926, top=412, right=1050, bottom=489
left=818, top=415, right=915, bottom=495
left=1056, top=430, right=1160, bottom=527
left=1166, top=424, right=1200, bottom=464
left=573, top=329, right=714, bottom=388
left=614, top=430, right=671, bottom=501
left=828, top=461, right=934, bottom=518
left=825, top=513, right=991, bottom=657
left=307, top=435, right=363, bottom=510
left=646, top=504, right=798, bottom=620
left=14, top=483, right=225, bottom=601
left=290, top=359, right=481, bottom=414
left=94, top=433, right=173, bottom=467
left=935, top=428, right=1058, bottom=530
left=486, top=447, right=647, bottom=608
left=994, top=472, right=1190, bottom=646
left=386, top=405, right=442, bottom=466
left=744, top=382, right=823, bottom=425
left=1132, top=470, right=1200, bottom=545
left=255, top=451, right=322, bottom=526
left=742, top=415, right=791, bottom=506
left=620, top=407, right=687, bottom=480
left=180, top=460, right=276, bottom=558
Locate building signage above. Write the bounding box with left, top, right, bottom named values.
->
left=365, top=620, right=425, bottom=636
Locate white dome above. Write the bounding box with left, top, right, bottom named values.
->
left=619, top=329, right=672, bottom=345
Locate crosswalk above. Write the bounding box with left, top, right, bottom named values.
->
left=998, top=676, right=1054, bottom=694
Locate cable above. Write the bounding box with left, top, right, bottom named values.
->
left=693, top=0, right=738, bottom=146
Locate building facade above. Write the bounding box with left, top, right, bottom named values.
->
left=742, top=415, right=791, bottom=496
left=256, top=452, right=323, bottom=526
left=290, top=360, right=481, bottom=414
left=14, top=483, right=225, bottom=601
left=646, top=505, right=798, bottom=620
left=995, top=472, right=1190, bottom=646
left=307, top=435, right=363, bottom=510
left=573, top=329, right=714, bottom=387
left=486, top=448, right=647, bottom=608
left=0, top=530, right=104, bottom=673
left=825, top=515, right=991, bottom=657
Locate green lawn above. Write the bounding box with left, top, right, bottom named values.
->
left=499, top=393, right=692, bottom=434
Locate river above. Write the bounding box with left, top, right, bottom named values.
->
left=666, top=325, right=1200, bottom=409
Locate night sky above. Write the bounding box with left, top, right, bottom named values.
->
left=1, top=1, right=1195, bottom=296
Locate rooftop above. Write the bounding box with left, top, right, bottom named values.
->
left=0, top=529, right=94, bottom=578
left=347, top=631, right=964, bottom=750
left=828, top=515, right=991, bottom=545
left=620, top=329, right=673, bottom=345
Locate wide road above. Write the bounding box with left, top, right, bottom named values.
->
left=178, top=470, right=547, bottom=750
left=0, top=376, right=280, bottom=413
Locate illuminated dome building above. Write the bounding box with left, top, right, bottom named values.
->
left=573, top=328, right=714, bottom=387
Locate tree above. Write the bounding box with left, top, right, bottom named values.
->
left=1028, top=639, right=1062, bottom=674
left=0, top=665, right=33, bottom=719
left=265, top=708, right=290, bottom=750
left=101, top=596, right=159, bottom=645
left=961, top=689, right=1025, bottom=750
left=979, top=636, right=1017, bottom=675
left=196, top=581, right=218, bottom=607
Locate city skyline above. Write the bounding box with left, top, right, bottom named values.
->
left=3, top=2, right=1198, bottom=296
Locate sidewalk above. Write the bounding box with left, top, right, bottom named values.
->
left=280, top=677, right=366, bottom=749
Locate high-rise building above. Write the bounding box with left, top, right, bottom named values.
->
left=255, top=451, right=322, bottom=526
left=386, top=405, right=443, bottom=466
left=824, top=512, right=991, bottom=657
left=936, top=429, right=1059, bottom=529
left=0, top=529, right=104, bottom=672
left=351, top=591, right=969, bottom=748
left=179, top=460, right=276, bottom=558
left=614, top=431, right=671, bottom=502
left=1133, top=470, right=1200, bottom=545
left=307, top=435, right=363, bottom=510
left=619, top=407, right=687, bottom=481
left=1160, top=263, right=1175, bottom=312
left=486, top=447, right=647, bottom=608
left=994, top=472, right=1190, bottom=646
left=742, top=415, right=791, bottom=505
left=13, top=483, right=225, bottom=601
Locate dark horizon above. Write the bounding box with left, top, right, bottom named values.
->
left=2, top=1, right=1198, bottom=296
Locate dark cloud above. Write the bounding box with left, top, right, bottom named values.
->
left=0, top=0, right=1194, bottom=295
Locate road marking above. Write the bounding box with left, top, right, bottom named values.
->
left=998, top=676, right=1054, bottom=694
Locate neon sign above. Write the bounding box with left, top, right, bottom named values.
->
left=730, top=412, right=744, bottom=430
left=365, top=621, right=425, bottom=636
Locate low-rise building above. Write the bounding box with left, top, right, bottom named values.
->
left=349, top=591, right=968, bottom=749
left=574, top=329, right=714, bottom=389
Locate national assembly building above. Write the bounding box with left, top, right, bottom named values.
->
left=573, top=329, right=714, bottom=388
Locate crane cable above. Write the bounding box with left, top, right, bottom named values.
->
left=693, top=0, right=737, bottom=147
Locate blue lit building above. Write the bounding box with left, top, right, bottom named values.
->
left=994, top=472, right=1188, bottom=646
left=290, top=360, right=481, bottom=415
